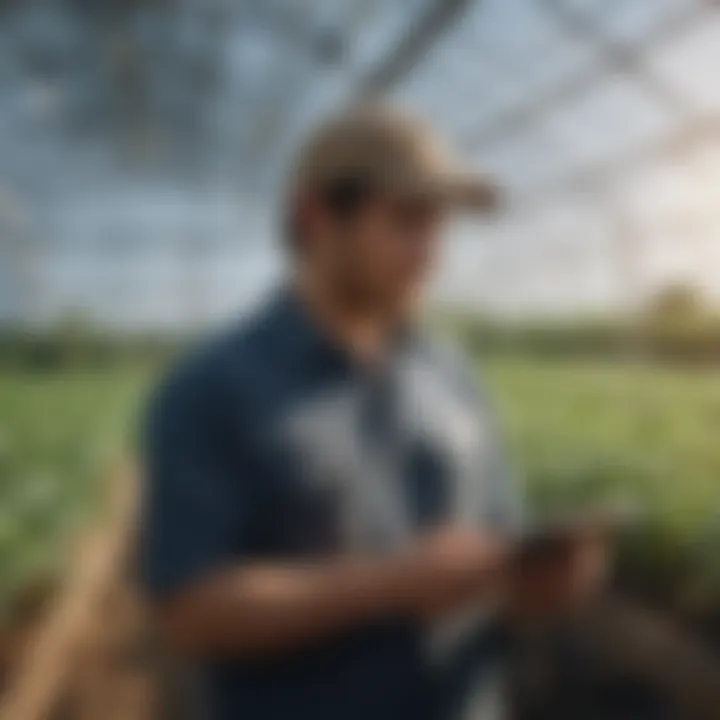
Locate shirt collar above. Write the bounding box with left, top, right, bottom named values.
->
left=271, top=284, right=420, bottom=375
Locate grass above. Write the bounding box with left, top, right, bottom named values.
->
left=485, top=357, right=720, bottom=525
left=0, top=367, right=154, bottom=617
left=1, top=355, right=719, bottom=618
left=484, top=356, right=720, bottom=608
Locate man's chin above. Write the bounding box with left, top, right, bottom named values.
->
left=377, top=289, right=422, bottom=321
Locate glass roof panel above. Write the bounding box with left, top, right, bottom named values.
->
left=471, top=0, right=570, bottom=67
left=397, top=48, right=526, bottom=135
left=646, top=14, right=720, bottom=112
left=439, top=191, right=616, bottom=314
left=474, top=125, right=567, bottom=194
left=563, top=0, right=700, bottom=43
left=4, top=0, right=720, bottom=323
left=541, top=75, right=677, bottom=175
left=466, top=0, right=602, bottom=107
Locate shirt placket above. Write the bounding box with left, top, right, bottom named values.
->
left=355, top=364, right=415, bottom=551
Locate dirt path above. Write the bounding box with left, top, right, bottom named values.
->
left=0, top=466, right=155, bottom=720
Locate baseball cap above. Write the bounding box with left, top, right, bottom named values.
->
left=289, top=103, right=499, bottom=212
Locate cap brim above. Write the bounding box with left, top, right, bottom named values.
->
left=392, top=170, right=501, bottom=214
left=442, top=172, right=501, bottom=213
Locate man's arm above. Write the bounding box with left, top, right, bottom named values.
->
left=152, top=528, right=507, bottom=660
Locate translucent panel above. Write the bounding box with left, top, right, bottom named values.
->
left=513, top=36, right=599, bottom=100
left=434, top=220, right=493, bottom=306
left=435, top=188, right=619, bottom=314
left=470, top=0, right=600, bottom=101
left=474, top=125, right=567, bottom=194
left=472, top=0, right=568, bottom=67
left=647, top=14, right=720, bottom=111
left=561, top=0, right=621, bottom=15
left=349, top=0, right=427, bottom=69
left=542, top=76, right=676, bottom=175
left=439, top=223, right=529, bottom=313
left=616, top=137, right=720, bottom=300
left=395, top=2, right=529, bottom=133
left=474, top=119, right=600, bottom=198
left=504, top=194, right=618, bottom=313
left=398, top=52, right=525, bottom=137
left=561, top=0, right=695, bottom=42
left=623, top=139, right=720, bottom=240
left=529, top=195, right=609, bottom=249
left=6, top=0, right=720, bottom=322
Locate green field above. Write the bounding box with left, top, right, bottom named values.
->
left=0, top=367, right=154, bottom=616
left=486, top=357, right=720, bottom=523
left=486, top=357, right=720, bottom=609
left=1, top=356, right=719, bottom=619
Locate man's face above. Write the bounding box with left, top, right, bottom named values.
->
left=318, top=191, right=448, bottom=312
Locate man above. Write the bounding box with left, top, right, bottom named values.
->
left=140, top=105, right=604, bottom=720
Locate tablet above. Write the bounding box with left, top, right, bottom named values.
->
left=515, top=503, right=641, bottom=562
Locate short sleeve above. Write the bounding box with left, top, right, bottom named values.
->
left=138, top=359, right=252, bottom=600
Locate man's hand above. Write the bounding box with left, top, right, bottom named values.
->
left=401, top=526, right=509, bottom=618
left=505, top=529, right=610, bottom=623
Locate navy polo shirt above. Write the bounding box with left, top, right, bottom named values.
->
left=140, top=287, right=521, bottom=720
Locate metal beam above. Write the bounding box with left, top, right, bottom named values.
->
left=536, top=0, right=695, bottom=116
left=235, top=0, right=319, bottom=188
left=358, top=0, right=472, bottom=97
left=461, top=0, right=717, bottom=152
